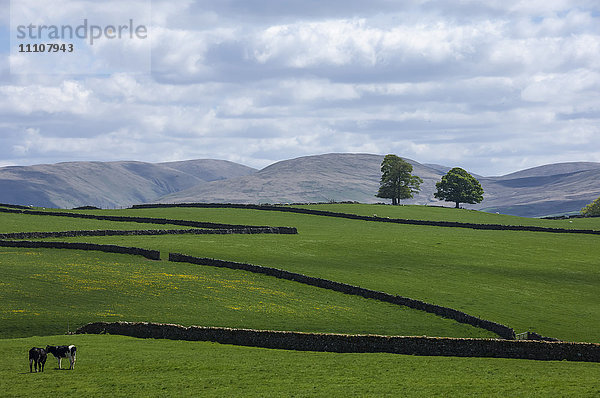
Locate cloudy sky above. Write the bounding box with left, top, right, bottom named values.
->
left=1, top=0, right=599, bottom=175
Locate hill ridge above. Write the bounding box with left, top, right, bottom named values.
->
left=0, top=159, right=256, bottom=209
left=1, top=154, right=600, bottom=217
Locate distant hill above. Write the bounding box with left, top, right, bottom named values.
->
left=0, top=160, right=256, bottom=209
left=476, top=163, right=600, bottom=217
left=159, top=159, right=255, bottom=182
left=2, top=154, right=599, bottom=217
left=491, top=162, right=600, bottom=180
left=158, top=154, right=600, bottom=217
left=157, top=154, right=446, bottom=205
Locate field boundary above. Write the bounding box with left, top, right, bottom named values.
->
left=77, top=321, right=600, bottom=362
left=132, top=203, right=600, bottom=235
left=0, top=240, right=160, bottom=260
left=0, top=227, right=291, bottom=240
left=169, top=253, right=516, bottom=340
left=0, top=203, right=30, bottom=210
left=0, top=207, right=297, bottom=234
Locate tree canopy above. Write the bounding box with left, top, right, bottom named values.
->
left=376, top=154, right=423, bottom=205
left=434, top=167, right=484, bottom=208
left=581, top=196, right=600, bottom=217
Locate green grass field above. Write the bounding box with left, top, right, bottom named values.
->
left=0, top=211, right=193, bottom=233
left=1, top=204, right=599, bottom=396
left=47, top=205, right=600, bottom=342
left=3, top=334, right=599, bottom=397
left=0, top=249, right=493, bottom=339
left=301, top=203, right=600, bottom=229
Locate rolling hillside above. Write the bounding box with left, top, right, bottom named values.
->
left=477, top=164, right=600, bottom=216
left=158, top=154, right=600, bottom=217
left=158, top=154, right=444, bottom=205
left=1, top=203, right=598, bottom=395
left=1, top=154, right=599, bottom=217
left=0, top=159, right=256, bottom=209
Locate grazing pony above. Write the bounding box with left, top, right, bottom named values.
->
left=45, top=345, right=77, bottom=370
left=28, top=347, right=47, bottom=372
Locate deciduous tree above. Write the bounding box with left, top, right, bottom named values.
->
left=376, top=155, right=423, bottom=205
left=581, top=196, right=600, bottom=217
left=434, top=167, right=484, bottom=208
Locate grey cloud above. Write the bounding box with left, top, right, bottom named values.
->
left=557, top=111, right=600, bottom=121
left=188, top=0, right=413, bottom=22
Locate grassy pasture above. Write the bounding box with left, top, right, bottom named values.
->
left=3, top=335, right=599, bottom=397
left=51, top=205, right=600, bottom=342
left=1, top=204, right=599, bottom=396
left=300, top=203, right=600, bottom=229
left=0, top=248, right=493, bottom=339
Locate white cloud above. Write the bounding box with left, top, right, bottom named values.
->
left=521, top=70, right=600, bottom=104
left=279, top=79, right=359, bottom=102
left=1, top=1, right=599, bottom=175
left=251, top=18, right=499, bottom=68
left=0, top=80, right=92, bottom=114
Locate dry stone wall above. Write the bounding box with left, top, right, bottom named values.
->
left=0, top=203, right=30, bottom=209
left=77, top=321, right=600, bottom=362
left=0, top=207, right=297, bottom=234
left=0, top=227, right=291, bottom=240
left=132, top=203, right=600, bottom=235
left=0, top=240, right=160, bottom=260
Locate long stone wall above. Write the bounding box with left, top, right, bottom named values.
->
left=132, top=203, right=600, bottom=235
left=169, top=253, right=516, bottom=340
left=0, top=207, right=297, bottom=234
left=0, top=240, right=160, bottom=260
left=0, top=203, right=31, bottom=209
left=77, top=321, right=600, bottom=362
left=0, top=227, right=292, bottom=240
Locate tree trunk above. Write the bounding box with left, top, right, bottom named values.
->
left=392, top=197, right=398, bottom=205
left=455, top=202, right=460, bottom=208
